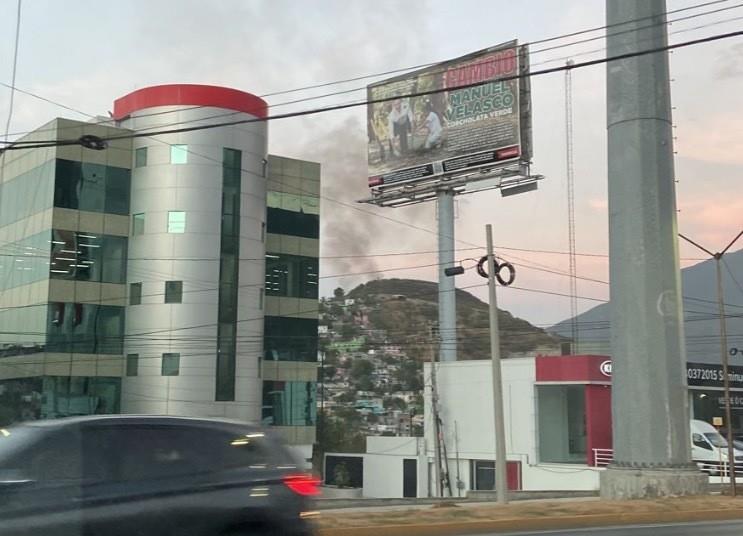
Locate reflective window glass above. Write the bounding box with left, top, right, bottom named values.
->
left=129, top=282, right=142, bottom=305
left=162, top=353, right=180, bottom=376
left=265, top=253, right=318, bottom=299
left=261, top=380, right=317, bottom=426
left=45, top=303, right=125, bottom=355
left=132, top=213, right=145, bottom=236
left=170, top=145, right=188, bottom=164
left=126, top=354, right=139, bottom=376
left=49, top=230, right=127, bottom=284
left=164, top=281, right=183, bottom=303
left=263, top=316, right=318, bottom=362
left=167, top=211, right=186, bottom=233
left=135, top=147, right=147, bottom=168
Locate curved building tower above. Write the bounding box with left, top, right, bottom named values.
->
left=114, top=85, right=268, bottom=421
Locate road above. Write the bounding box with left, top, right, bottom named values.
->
left=471, top=520, right=743, bottom=535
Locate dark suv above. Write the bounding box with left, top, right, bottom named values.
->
left=0, top=415, right=318, bottom=536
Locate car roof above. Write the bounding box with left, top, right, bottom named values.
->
left=19, top=414, right=265, bottom=432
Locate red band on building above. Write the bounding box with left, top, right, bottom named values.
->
left=113, top=84, right=268, bottom=120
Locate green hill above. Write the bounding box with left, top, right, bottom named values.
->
left=347, top=278, right=562, bottom=360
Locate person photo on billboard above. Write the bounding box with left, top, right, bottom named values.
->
left=387, top=98, right=413, bottom=157
left=421, top=100, right=443, bottom=150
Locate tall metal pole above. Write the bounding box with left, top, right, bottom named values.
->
left=679, top=230, right=743, bottom=496
left=486, top=224, right=508, bottom=504
left=602, top=0, right=705, bottom=498
left=437, top=189, right=457, bottom=362
left=715, top=256, right=737, bottom=494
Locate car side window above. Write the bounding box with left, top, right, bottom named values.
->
left=24, top=430, right=82, bottom=482
left=83, top=425, right=212, bottom=482
left=692, top=433, right=712, bottom=450
left=217, top=432, right=272, bottom=469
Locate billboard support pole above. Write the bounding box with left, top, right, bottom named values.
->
left=437, top=189, right=457, bottom=363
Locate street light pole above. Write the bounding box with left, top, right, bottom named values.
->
left=680, top=229, right=743, bottom=496
left=486, top=224, right=508, bottom=504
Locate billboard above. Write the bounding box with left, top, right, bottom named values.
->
left=367, top=40, right=531, bottom=189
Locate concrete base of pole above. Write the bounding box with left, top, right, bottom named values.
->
left=600, top=466, right=708, bottom=500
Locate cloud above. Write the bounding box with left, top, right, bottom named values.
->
left=676, top=114, right=743, bottom=166
left=588, top=198, right=608, bottom=211
left=716, top=43, right=743, bottom=80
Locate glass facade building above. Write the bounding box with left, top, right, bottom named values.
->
left=1, top=89, right=320, bottom=459
left=261, top=155, right=321, bottom=437
left=0, top=118, right=132, bottom=426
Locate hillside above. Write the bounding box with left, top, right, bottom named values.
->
left=347, top=278, right=562, bottom=360
left=550, top=249, right=743, bottom=363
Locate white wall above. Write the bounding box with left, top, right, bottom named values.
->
left=423, top=358, right=602, bottom=492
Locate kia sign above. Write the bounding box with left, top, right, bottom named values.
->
left=600, top=360, right=612, bottom=377
left=366, top=40, right=533, bottom=189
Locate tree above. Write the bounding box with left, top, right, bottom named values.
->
left=313, top=411, right=365, bottom=473
left=396, top=358, right=423, bottom=391
left=321, top=365, right=337, bottom=381
left=334, top=287, right=345, bottom=299
left=350, top=359, right=374, bottom=383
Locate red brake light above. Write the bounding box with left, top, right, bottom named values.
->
left=283, top=474, right=321, bottom=496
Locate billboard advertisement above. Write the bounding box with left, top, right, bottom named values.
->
left=367, top=40, right=531, bottom=189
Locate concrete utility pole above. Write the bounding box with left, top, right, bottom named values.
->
left=601, top=0, right=707, bottom=498
left=486, top=224, right=508, bottom=504
left=437, top=189, right=457, bottom=362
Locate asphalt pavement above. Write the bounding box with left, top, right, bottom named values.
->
left=478, top=520, right=743, bottom=536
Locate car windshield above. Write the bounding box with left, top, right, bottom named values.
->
left=704, top=432, right=728, bottom=448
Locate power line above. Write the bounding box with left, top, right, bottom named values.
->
left=0, top=0, right=734, bottom=143
left=4, top=29, right=743, bottom=151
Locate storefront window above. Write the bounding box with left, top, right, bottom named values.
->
left=691, top=389, right=743, bottom=437
left=261, top=380, right=317, bottom=426
left=537, top=385, right=586, bottom=464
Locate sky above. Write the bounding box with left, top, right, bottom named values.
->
left=1, top=0, right=742, bottom=328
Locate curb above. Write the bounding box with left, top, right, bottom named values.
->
left=317, top=508, right=743, bottom=536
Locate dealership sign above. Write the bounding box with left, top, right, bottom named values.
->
left=596, top=360, right=743, bottom=389
left=366, top=40, right=532, bottom=189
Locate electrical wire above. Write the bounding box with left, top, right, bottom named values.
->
left=0, top=0, right=735, bottom=143
left=3, top=29, right=743, bottom=150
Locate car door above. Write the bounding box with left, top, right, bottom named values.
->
left=77, top=423, right=213, bottom=536
left=692, top=432, right=716, bottom=470
left=0, top=427, right=84, bottom=536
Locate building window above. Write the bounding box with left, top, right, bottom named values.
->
left=170, top=145, right=188, bottom=164
left=262, top=381, right=317, bottom=426
left=215, top=147, right=242, bottom=402
left=126, top=354, right=139, bottom=376
left=53, top=159, right=131, bottom=216
left=49, top=230, right=128, bottom=285
left=167, top=211, right=186, bottom=233
left=537, top=385, right=587, bottom=464
left=162, top=353, right=180, bottom=376
left=265, top=253, right=318, bottom=299
left=45, top=303, right=125, bottom=355
left=129, top=282, right=142, bottom=305
left=135, top=147, right=147, bottom=168
left=266, top=207, right=319, bottom=239
left=132, top=213, right=145, bottom=236
left=164, top=281, right=183, bottom=304
left=259, top=288, right=264, bottom=310
left=263, top=316, right=318, bottom=362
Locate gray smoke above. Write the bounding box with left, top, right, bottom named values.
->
left=299, top=116, right=434, bottom=294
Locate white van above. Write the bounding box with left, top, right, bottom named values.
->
left=691, top=419, right=743, bottom=474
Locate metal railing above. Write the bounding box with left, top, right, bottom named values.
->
left=592, top=448, right=613, bottom=467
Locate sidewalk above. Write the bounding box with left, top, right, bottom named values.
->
left=314, top=496, right=743, bottom=536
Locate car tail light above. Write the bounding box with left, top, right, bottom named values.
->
left=283, top=474, right=321, bottom=496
